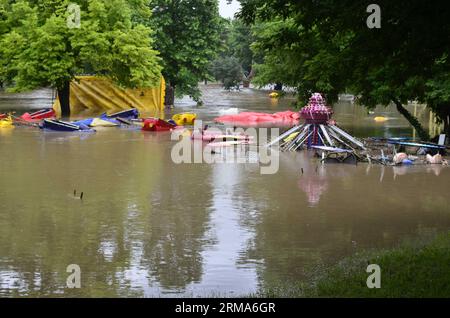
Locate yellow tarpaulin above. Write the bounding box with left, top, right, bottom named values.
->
left=53, top=76, right=165, bottom=118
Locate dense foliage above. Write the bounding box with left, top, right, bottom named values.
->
left=0, top=0, right=162, bottom=115
left=238, top=0, right=450, bottom=139
left=210, top=56, right=243, bottom=90
left=209, top=18, right=258, bottom=90
left=148, top=0, right=222, bottom=104
left=225, top=19, right=255, bottom=77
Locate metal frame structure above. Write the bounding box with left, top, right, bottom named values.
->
left=268, top=123, right=366, bottom=152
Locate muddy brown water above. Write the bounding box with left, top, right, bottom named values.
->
left=0, top=85, right=449, bottom=297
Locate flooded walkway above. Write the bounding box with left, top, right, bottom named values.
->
left=0, top=85, right=449, bottom=297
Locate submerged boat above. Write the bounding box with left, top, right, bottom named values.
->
left=191, top=128, right=253, bottom=142
left=71, top=118, right=95, bottom=127
left=206, top=140, right=253, bottom=148
left=388, top=140, right=446, bottom=150
left=142, top=118, right=177, bottom=132
left=0, top=116, right=14, bottom=129
left=21, top=108, right=56, bottom=122
left=40, top=119, right=94, bottom=132
left=102, top=108, right=139, bottom=120
left=269, top=92, right=280, bottom=99
left=90, top=118, right=118, bottom=127
left=72, top=117, right=119, bottom=127
left=172, top=113, right=197, bottom=126
left=192, top=132, right=253, bottom=142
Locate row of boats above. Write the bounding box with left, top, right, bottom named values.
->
left=0, top=108, right=196, bottom=132
left=0, top=108, right=253, bottom=147
left=0, top=108, right=57, bottom=128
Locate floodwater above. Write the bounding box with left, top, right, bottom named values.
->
left=0, top=85, right=449, bottom=297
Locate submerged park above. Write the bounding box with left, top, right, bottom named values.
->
left=0, top=1, right=449, bottom=298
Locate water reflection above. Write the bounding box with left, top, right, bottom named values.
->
left=137, top=144, right=214, bottom=294
left=190, top=164, right=259, bottom=297
left=393, top=164, right=446, bottom=178
left=38, top=131, right=96, bottom=143
left=298, top=165, right=328, bottom=207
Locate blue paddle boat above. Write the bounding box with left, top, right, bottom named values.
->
left=40, top=119, right=94, bottom=132
left=101, top=108, right=139, bottom=120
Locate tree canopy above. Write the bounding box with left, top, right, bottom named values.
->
left=238, top=0, right=450, bottom=139
left=226, top=19, right=255, bottom=76
left=210, top=56, right=243, bottom=90
left=148, top=0, right=222, bottom=104
left=0, top=0, right=162, bottom=115
left=209, top=18, right=257, bottom=90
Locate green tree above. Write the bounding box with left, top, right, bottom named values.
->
left=0, top=0, right=162, bottom=116
left=209, top=17, right=256, bottom=89
left=148, top=0, right=222, bottom=106
left=0, top=0, right=9, bottom=38
left=210, top=56, right=243, bottom=90
left=238, top=0, right=450, bottom=140
left=227, top=19, right=254, bottom=76
left=0, top=0, right=12, bottom=88
left=250, top=18, right=310, bottom=93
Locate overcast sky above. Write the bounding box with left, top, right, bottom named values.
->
left=219, top=0, right=241, bottom=19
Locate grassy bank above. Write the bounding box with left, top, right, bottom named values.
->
left=256, top=231, right=450, bottom=298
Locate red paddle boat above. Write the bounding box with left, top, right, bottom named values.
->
left=142, top=118, right=177, bottom=132
left=20, top=108, right=56, bottom=122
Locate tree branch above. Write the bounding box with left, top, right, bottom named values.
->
left=392, top=98, right=429, bottom=141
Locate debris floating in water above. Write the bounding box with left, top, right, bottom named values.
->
left=266, top=93, right=448, bottom=166
left=73, top=190, right=84, bottom=201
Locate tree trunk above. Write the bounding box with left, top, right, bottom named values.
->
left=392, top=99, right=429, bottom=141
left=58, top=81, right=71, bottom=118
left=436, top=108, right=450, bottom=143
left=248, top=67, right=256, bottom=81
left=165, top=84, right=175, bottom=108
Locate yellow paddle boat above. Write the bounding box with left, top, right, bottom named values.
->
left=172, top=113, right=197, bottom=126
left=90, top=118, right=119, bottom=127
left=374, top=116, right=388, bottom=122
left=0, top=116, right=14, bottom=129
left=269, top=92, right=280, bottom=99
